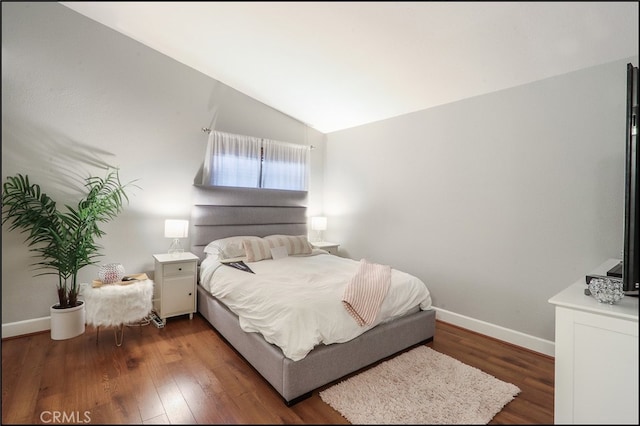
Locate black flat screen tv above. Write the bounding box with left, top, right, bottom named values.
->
left=620, top=62, right=639, bottom=296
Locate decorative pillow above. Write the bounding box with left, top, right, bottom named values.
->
left=270, top=245, right=289, bottom=260
left=243, top=238, right=273, bottom=262
left=264, top=235, right=313, bottom=256
left=204, top=236, right=259, bottom=259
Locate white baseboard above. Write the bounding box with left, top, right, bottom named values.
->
left=2, top=309, right=556, bottom=357
left=2, top=316, right=50, bottom=339
left=433, top=307, right=555, bottom=357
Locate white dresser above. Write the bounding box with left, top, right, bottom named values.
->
left=549, top=259, right=638, bottom=424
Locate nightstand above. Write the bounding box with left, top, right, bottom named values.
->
left=153, top=252, right=199, bottom=324
left=311, top=241, right=340, bottom=255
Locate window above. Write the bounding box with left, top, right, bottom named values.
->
left=202, top=130, right=309, bottom=191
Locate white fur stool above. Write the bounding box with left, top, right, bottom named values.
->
left=81, top=279, right=154, bottom=346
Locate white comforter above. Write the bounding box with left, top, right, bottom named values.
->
left=199, top=250, right=432, bottom=361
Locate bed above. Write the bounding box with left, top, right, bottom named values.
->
left=190, top=184, right=436, bottom=405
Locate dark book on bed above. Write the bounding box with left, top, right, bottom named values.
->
left=222, top=260, right=255, bottom=274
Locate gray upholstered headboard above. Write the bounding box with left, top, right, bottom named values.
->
left=190, top=185, right=308, bottom=261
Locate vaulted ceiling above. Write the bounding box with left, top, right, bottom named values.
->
left=60, top=2, right=639, bottom=133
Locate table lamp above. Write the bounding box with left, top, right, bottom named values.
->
left=165, top=219, right=188, bottom=256
left=311, top=216, right=327, bottom=242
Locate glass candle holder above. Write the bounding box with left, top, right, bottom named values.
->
left=98, top=263, right=126, bottom=284
left=588, top=278, right=625, bottom=304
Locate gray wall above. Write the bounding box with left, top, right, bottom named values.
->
left=323, top=57, right=638, bottom=343
left=1, top=2, right=325, bottom=325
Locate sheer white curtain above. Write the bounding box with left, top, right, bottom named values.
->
left=202, top=131, right=262, bottom=188
left=261, top=139, right=309, bottom=190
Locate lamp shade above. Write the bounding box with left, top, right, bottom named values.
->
left=311, top=216, right=327, bottom=231
left=164, top=219, right=189, bottom=238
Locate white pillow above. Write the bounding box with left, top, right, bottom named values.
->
left=204, top=236, right=260, bottom=259
left=243, top=238, right=273, bottom=262
left=264, top=235, right=313, bottom=256
left=270, top=245, right=289, bottom=260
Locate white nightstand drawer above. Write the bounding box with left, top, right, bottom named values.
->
left=163, top=261, right=196, bottom=276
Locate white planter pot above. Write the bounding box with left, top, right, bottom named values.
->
left=50, top=301, right=86, bottom=340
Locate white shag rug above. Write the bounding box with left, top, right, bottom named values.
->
left=319, top=346, right=521, bottom=424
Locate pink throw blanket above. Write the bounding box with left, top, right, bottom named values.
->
left=342, top=259, right=391, bottom=326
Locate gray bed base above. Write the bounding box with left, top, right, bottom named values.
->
left=197, top=284, right=436, bottom=405
left=189, top=184, right=436, bottom=405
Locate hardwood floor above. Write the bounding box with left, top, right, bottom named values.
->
left=2, top=314, right=554, bottom=424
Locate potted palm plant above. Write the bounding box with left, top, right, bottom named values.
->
left=2, top=168, right=136, bottom=339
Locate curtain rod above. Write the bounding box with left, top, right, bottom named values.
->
left=201, top=128, right=315, bottom=149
